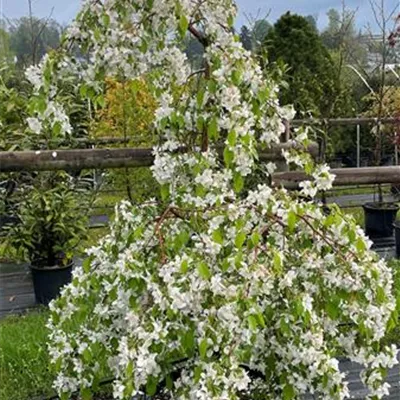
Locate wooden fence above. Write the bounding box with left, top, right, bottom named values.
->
left=1, top=148, right=400, bottom=188
left=0, top=143, right=318, bottom=172
left=1, top=117, right=399, bottom=188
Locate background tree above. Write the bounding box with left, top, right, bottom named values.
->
left=184, top=33, right=204, bottom=69
left=8, top=17, right=61, bottom=67
left=251, top=19, right=271, bottom=50
left=318, top=6, right=367, bottom=161
left=305, top=14, right=318, bottom=31
left=321, top=7, right=367, bottom=66
left=263, top=12, right=336, bottom=117
left=0, top=23, right=14, bottom=63
left=239, top=25, right=252, bottom=51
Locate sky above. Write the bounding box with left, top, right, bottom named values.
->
left=0, top=0, right=399, bottom=32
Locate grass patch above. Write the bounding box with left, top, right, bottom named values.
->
left=0, top=309, right=53, bottom=400
left=342, top=207, right=365, bottom=227
left=324, top=185, right=393, bottom=198
left=82, top=226, right=110, bottom=251
left=92, top=191, right=127, bottom=217
left=0, top=309, right=113, bottom=400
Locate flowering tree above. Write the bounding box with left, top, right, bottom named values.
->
left=23, top=0, right=398, bottom=399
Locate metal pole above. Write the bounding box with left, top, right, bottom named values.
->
left=356, top=124, right=361, bottom=168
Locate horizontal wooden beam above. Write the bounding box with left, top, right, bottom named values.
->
left=0, top=143, right=318, bottom=172
left=1, top=148, right=399, bottom=188
left=291, top=117, right=400, bottom=127
left=273, top=166, right=400, bottom=188
left=0, top=148, right=155, bottom=172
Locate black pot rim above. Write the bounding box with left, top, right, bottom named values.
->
left=30, top=261, right=74, bottom=271
left=363, top=202, right=400, bottom=211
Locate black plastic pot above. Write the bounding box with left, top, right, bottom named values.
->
left=30, top=262, right=73, bottom=305
left=363, top=202, right=399, bottom=239
left=0, top=214, right=18, bottom=230
left=394, top=220, right=400, bottom=258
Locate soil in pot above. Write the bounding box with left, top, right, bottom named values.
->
left=394, top=220, right=400, bottom=258
left=363, top=202, right=399, bottom=239
left=30, top=261, right=73, bottom=305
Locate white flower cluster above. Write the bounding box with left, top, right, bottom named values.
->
left=39, top=1, right=398, bottom=400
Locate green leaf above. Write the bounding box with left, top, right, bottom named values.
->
left=102, top=14, right=110, bottom=27
left=223, top=147, right=234, bottom=167
left=196, top=116, right=204, bottom=131
left=273, top=252, right=282, bottom=274
left=280, top=318, right=291, bottom=335
left=326, top=299, right=340, bottom=320
left=198, top=262, right=211, bottom=280
left=356, top=238, right=366, bottom=252
left=199, top=339, right=207, bottom=359
left=161, top=184, right=170, bottom=201
left=256, top=312, right=266, bottom=328
left=208, top=80, right=217, bottom=94
left=166, top=375, right=173, bottom=390
left=139, top=39, right=148, bottom=53
left=83, top=348, right=92, bottom=362
left=181, top=259, right=189, bottom=274
left=212, top=229, right=224, bottom=244
left=283, top=384, right=295, bottom=400
left=227, top=130, right=237, bottom=146
left=54, top=356, right=62, bottom=372
left=197, top=89, right=205, bottom=107
left=182, top=329, right=195, bottom=354
left=126, top=361, right=134, bottom=377
left=233, top=173, right=244, bottom=193
left=37, top=96, right=47, bottom=113
left=235, top=231, right=246, bottom=248
left=194, top=365, right=202, bottom=382
left=178, top=15, right=189, bottom=37
left=81, top=387, right=92, bottom=400
left=376, top=286, right=386, bottom=304
left=207, top=117, right=218, bottom=140
left=287, top=211, right=297, bottom=232
left=248, top=315, right=258, bottom=331
left=231, top=70, right=241, bottom=85
left=146, top=376, right=158, bottom=396
left=82, top=257, right=92, bottom=273
left=52, top=121, right=62, bottom=136
left=251, top=232, right=261, bottom=246
left=95, top=94, right=105, bottom=108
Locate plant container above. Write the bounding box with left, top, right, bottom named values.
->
left=363, top=202, right=399, bottom=239
left=30, top=261, right=73, bottom=305
left=394, top=220, right=400, bottom=258
left=0, top=214, right=18, bottom=230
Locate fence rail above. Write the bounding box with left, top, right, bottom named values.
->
left=1, top=149, right=400, bottom=188
left=273, top=166, right=400, bottom=188
left=0, top=143, right=319, bottom=173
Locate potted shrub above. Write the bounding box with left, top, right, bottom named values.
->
left=361, top=91, right=400, bottom=238
left=356, top=8, right=400, bottom=239
left=0, top=178, right=20, bottom=232
left=2, top=180, right=89, bottom=304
